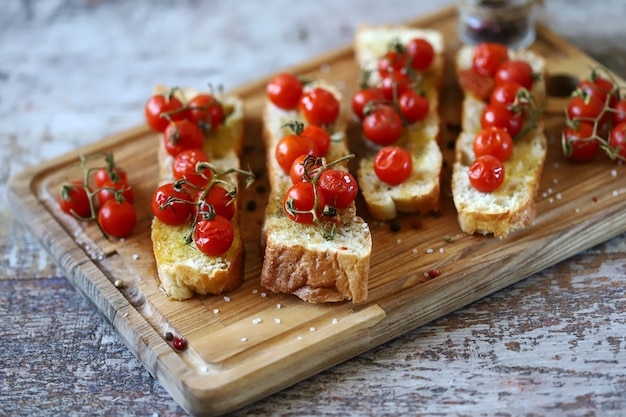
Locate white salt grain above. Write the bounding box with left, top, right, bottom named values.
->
left=310, top=327, right=316, bottom=332
left=252, top=318, right=262, bottom=325
left=223, top=296, right=231, bottom=302
left=213, top=309, right=219, bottom=314
left=274, top=318, right=281, bottom=324
left=241, top=337, right=247, bottom=342
left=426, top=248, right=434, bottom=254
left=276, top=304, right=282, bottom=309
left=332, top=318, right=338, bottom=325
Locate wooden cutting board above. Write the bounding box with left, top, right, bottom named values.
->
left=8, top=6, right=626, bottom=416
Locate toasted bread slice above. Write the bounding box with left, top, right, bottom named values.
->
left=261, top=80, right=371, bottom=303
left=451, top=45, right=547, bottom=238
left=353, top=25, right=445, bottom=220
left=150, top=86, right=246, bottom=300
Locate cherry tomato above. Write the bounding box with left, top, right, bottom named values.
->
left=289, top=154, right=323, bottom=184
left=578, top=76, right=616, bottom=107
left=481, top=103, right=524, bottom=137
left=567, top=94, right=605, bottom=123
left=195, top=185, right=236, bottom=221
left=172, top=148, right=211, bottom=187
left=58, top=180, right=91, bottom=218
left=98, top=199, right=137, bottom=238
left=380, top=72, right=412, bottom=101
left=194, top=215, right=234, bottom=257
left=609, top=121, right=626, bottom=160
left=94, top=167, right=127, bottom=189
left=472, top=42, right=509, bottom=77
left=299, top=87, right=340, bottom=127
left=406, top=38, right=435, bottom=71
left=163, top=119, right=205, bottom=157
left=275, top=134, right=318, bottom=173
left=611, top=99, right=626, bottom=126
left=352, top=88, right=385, bottom=120
left=457, top=68, right=495, bottom=101
left=97, top=178, right=134, bottom=206
left=267, top=73, right=303, bottom=110
left=398, top=90, right=429, bottom=124
left=318, top=169, right=358, bottom=209
left=377, top=50, right=409, bottom=78
left=186, top=94, right=224, bottom=131
left=302, top=124, right=331, bottom=156
left=373, top=146, right=412, bottom=185
left=363, top=105, right=403, bottom=145
left=490, top=83, right=523, bottom=107
left=151, top=183, right=193, bottom=225
left=468, top=155, right=505, bottom=192
left=473, top=127, right=514, bottom=162
left=494, top=60, right=533, bottom=90
left=562, top=122, right=599, bottom=162
left=283, top=181, right=326, bottom=224
left=144, top=93, right=185, bottom=132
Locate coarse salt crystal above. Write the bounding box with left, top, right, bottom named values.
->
left=252, top=318, right=262, bottom=325
left=241, top=337, right=247, bottom=342
left=549, top=198, right=554, bottom=204
left=252, top=289, right=258, bottom=294
left=274, top=318, right=281, bottom=324
left=426, top=248, right=434, bottom=254
left=213, top=309, right=219, bottom=314
left=223, top=296, right=231, bottom=302
left=309, top=327, right=316, bottom=332
left=276, top=304, right=282, bottom=309
left=556, top=193, right=562, bottom=200
left=261, top=292, right=267, bottom=297
left=611, top=169, right=618, bottom=177
left=439, top=248, right=444, bottom=253
left=332, top=318, right=338, bottom=325
left=132, top=253, right=139, bottom=260
left=397, top=239, right=402, bottom=244
left=412, top=248, right=418, bottom=254
left=613, top=190, right=619, bottom=197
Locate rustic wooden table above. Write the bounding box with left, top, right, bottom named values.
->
left=2, top=1, right=625, bottom=416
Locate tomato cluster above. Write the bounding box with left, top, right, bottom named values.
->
left=57, top=153, right=137, bottom=238
left=561, top=69, right=626, bottom=162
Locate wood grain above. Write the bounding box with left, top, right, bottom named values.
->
left=6, top=6, right=626, bottom=416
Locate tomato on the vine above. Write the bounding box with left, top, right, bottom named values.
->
left=472, top=42, right=509, bottom=77
left=494, top=60, right=533, bottom=90
left=94, top=167, right=127, bottom=189
left=352, top=88, right=385, bottom=120
left=195, top=185, right=236, bottom=221
left=609, top=121, right=626, bottom=160
left=481, top=103, right=524, bottom=137
left=318, top=169, right=358, bottom=209
left=194, top=215, right=234, bottom=257
left=172, top=148, right=211, bottom=187
left=398, top=90, right=429, bottom=124
left=151, top=183, right=193, bottom=225
left=302, top=124, right=331, bottom=156
left=163, top=119, right=205, bottom=157
left=299, top=87, right=340, bottom=127
left=567, top=94, right=605, bottom=123
left=98, top=199, right=137, bottom=238
left=562, top=122, right=599, bottom=162
left=58, top=181, right=91, bottom=218
left=490, top=82, right=523, bottom=107
left=611, top=99, right=626, bottom=126
left=373, top=146, right=412, bottom=185
left=380, top=72, right=412, bottom=100
left=377, top=50, right=409, bottom=78
left=145, top=93, right=185, bottom=132
left=406, top=38, right=435, bottom=71
left=578, top=76, right=616, bottom=107
left=468, top=155, right=505, bottom=192
left=275, top=133, right=318, bottom=173
left=283, top=181, right=326, bottom=224
left=267, top=73, right=303, bottom=110
left=289, top=154, right=323, bottom=184
left=186, top=94, right=224, bottom=132
left=473, top=126, right=514, bottom=162
left=97, top=178, right=135, bottom=206
left=363, top=105, right=403, bottom=145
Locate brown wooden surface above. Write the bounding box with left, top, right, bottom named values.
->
left=6, top=6, right=626, bottom=416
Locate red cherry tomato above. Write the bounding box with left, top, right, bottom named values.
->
left=472, top=42, right=509, bottom=77
left=194, top=215, right=234, bottom=257
left=481, top=103, right=524, bottom=137
left=562, top=122, right=599, bottom=162
left=458, top=68, right=495, bottom=101
left=318, top=169, right=358, bottom=209
left=97, top=178, right=134, bottom=206
left=275, top=134, right=318, bottom=173
left=58, top=180, right=91, bottom=218
left=609, top=121, right=626, bottom=160
left=363, top=105, right=403, bottom=145
left=186, top=94, right=224, bottom=131
left=373, top=146, right=413, bottom=185
left=380, top=72, right=412, bottom=101
left=195, top=185, right=236, bottom=221
left=98, top=199, right=137, bottom=238
left=473, top=127, right=514, bottom=162
left=567, top=94, right=605, bottom=123
left=398, top=90, right=429, bottom=124
left=302, top=124, right=331, bottom=156
left=94, top=167, right=127, bottom=189
left=468, top=155, right=505, bottom=192
left=352, top=88, right=386, bottom=120
left=151, top=183, right=193, bottom=225
left=406, top=38, right=435, bottom=71
left=172, top=148, right=211, bottom=187
left=490, top=82, right=523, bottom=107
left=611, top=99, right=626, bottom=126
left=289, top=155, right=323, bottom=184
left=267, top=73, right=303, bottom=110
left=578, top=76, right=616, bottom=107
left=163, top=119, right=205, bottom=157
left=283, top=181, right=326, bottom=224
left=494, top=60, right=534, bottom=90
left=299, top=87, right=340, bottom=127
left=377, top=50, right=409, bottom=78
left=144, top=93, right=185, bottom=132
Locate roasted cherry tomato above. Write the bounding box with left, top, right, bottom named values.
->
left=97, top=178, right=134, bottom=206
left=611, top=99, right=626, bottom=126
left=609, top=121, right=626, bottom=160
left=472, top=42, right=509, bottom=77
left=377, top=50, right=409, bottom=78
left=406, top=38, right=435, bottom=71
left=398, top=90, right=429, bottom=124
left=302, top=124, right=331, bottom=157
left=98, top=199, right=136, bottom=238
left=578, top=76, right=616, bottom=107
left=567, top=94, right=605, bottom=123
left=172, top=148, right=211, bottom=187
left=283, top=181, right=326, bottom=224
left=473, top=126, right=514, bottom=162
left=299, top=87, right=340, bottom=127
left=490, top=82, right=523, bottom=107
left=195, top=185, right=236, bottom=221
left=144, top=93, right=185, bottom=132
left=163, top=119, right=205, bottom=157
left=267, top=73, right=303, bottom=110
left=318, top=169, right=358, bottom=209
left=94, top=167, right=127, bottom=189
left=352, top=87, right=386, bottom=120
left=186, top=94, right=224, bottom=132
left=275, top=133, right=318, bottom=173
left=289, top=155, right=323, bottom=184
left=562, top=122, right=599, bottom=162
left=494, top=60, right=534, bottom=90
left=468, top=155, right=505, bottom=192
left=380, top=72, right=412, bottom=101
left=373, top=146, right=412, bottom=185
left=194, top=215, right=234, bottom=257
left=481, top=103, right=524, bottom=137
left=151, top=183, right=193, bottom=225
left=363, top=105, right=403, bottom=145
left=58, top=181, right=91, bottom=218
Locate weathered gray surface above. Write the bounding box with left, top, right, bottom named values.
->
left=1, top=1, right=625, bottom=416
